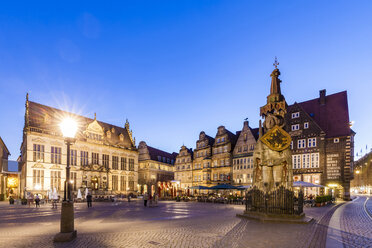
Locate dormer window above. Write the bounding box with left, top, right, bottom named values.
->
left=106, top=131, right=111, bottom=139
left=334, top=138, right=339, bottom=143
left=292, top=112, right=300, bottom=119
left=111, top=127, right=115, bottom=133
left=222, top=137, right=225, bottom=142
left=119, top=134, right=124, bottom=141
left=304, top=122, right=309, bottom=129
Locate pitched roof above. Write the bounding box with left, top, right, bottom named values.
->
left=289, top=91, right=351, bottom=138
left=27, top=101, right=136, bottom=148
left=146, top=145, right=178, bottom=163
left=250, top=128, right=260, bottom=140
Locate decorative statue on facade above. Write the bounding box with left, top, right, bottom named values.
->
left=252, top=58, right=293, bottom=191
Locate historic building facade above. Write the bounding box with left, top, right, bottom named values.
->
left=210, top=126, right=238, bottom=185
left=232, top=121, right=259, bottom=187
left=192, top=131, right=214, bottom=187
left=138, top=141, right=177, bottom=197
left=351, top=151, right=372, bottom=194
left=19, top=95, right=139, bottom=198
left=286, top=90, right=354, bottom=200
left=174, top=145, right=193, bottom=194
left=0, top=137, right=11, bottom=200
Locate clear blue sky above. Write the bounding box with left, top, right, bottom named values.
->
left=1, top=1, right=371, bottom=160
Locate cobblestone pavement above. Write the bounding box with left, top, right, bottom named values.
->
left=339, top=196, right=372, bottom=248
left=0, top=198, right=370, bottom=248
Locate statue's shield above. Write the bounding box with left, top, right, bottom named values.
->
left=260, top=125, right=292, bottom=151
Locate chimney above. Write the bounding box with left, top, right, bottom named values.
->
left=243, top=120, right=249, bottom=128
left=319, top=89, right=326, bottom=105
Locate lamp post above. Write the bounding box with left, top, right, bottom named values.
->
left=54, top=117, right=78, bottom=242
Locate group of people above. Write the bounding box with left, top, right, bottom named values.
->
left=143, top=192, right=158, bottom=207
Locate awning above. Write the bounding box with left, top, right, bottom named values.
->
left=293, top=181, right=324, bottom=187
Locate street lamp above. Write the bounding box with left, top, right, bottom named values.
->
left=54, top=117, right=78, bottom=242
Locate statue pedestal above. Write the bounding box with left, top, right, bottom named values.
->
left=237, top=211, right=313, bottom=224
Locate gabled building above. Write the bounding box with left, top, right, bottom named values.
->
left=232, top=121, right=259, bottom=186
left=174, top=145, right=193, bottom=194
left=286, top=90, right=354, bottom=200
left=211, top=126, right=238, bottom=184
left=19, top=94, right=139, bottom=198
left=138, top=141, right=177, bottom=197
left=0, top=137, right=11, bottom=200
left=192, top=131, right=215, bottom=187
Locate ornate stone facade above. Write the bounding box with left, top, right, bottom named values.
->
left=174, top=146, right=193, bottom=194
left=19, top=95, right=139, bottom=198
left=0, top=137, right=11, bottom=200
left=232, top=121, right=259, bottom=187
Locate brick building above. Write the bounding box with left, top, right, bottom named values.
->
left=286, top=90, right=354, bottom=200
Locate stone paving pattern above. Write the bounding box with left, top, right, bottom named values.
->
left=0, top=196, right=371, bottom=248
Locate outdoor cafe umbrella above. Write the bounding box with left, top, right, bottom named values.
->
left=209, top=184, right=239, bottom=190
left=293, top=181, right=324, bottom=188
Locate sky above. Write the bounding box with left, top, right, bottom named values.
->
left=1, top=1, right=371, bottom=160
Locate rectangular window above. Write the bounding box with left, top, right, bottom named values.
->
left=33, top=144, right=45, bottom=162
left=33, top=169, right=44, bottom=190
left=198, top=175, right=201, bottom=181
left=112, top=175, right=118, bottom=191
left=128, top=178, right=134, bottom=191
left=102, top=154, right=109, bottom=168
left=311, top=153, right=319, bottom=168
left=297, top=139, right=306, bottom=149
left=194, top=175, right=197, bottom=181
left=213, top=173, right=218, bottom=181
left=221, top=160, right=224, bottom=166
left=129, top=158, right=135, bottom=171
left=70, top=172, right=77, bottom=191
left=302, top=154, right=310, bottom=168
left=120, top=157, right=127, bottom=170
left=50, top=171, right=61, bottom=191
left=112, top=156, right=119, bottom=170
left=291, top=124, right=300, bottom=131
left=291, top=112, right=300, bottom=118
left=80, top=151, right=88, bottom=166
left=290, top=141, right=293, bottom=150
left=308, top=138, right=317, bottom=148
left=120, top=176, right=126, bottom=191
left=51, top=146, right=62, bottom=164
left=292, top=155, right=301, bottom=169
left=304, top=122, right=309, bottom=129
left=92, top=152, right=99, bottom=165
left=70, top=149, right=77, bottom=166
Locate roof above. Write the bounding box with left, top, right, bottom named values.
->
left=250, top=128, right=260, bottom=140
left=0, top=136, right=10, bottom=156
left=288, top=91, right=352, bottom=138
left=146, top=145, right=178, bottom=162
left=27, top=101, right=136, bottom=149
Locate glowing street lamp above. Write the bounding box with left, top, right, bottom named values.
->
left=54, top=117, right=78, bottom=242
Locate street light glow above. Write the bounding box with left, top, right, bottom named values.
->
left=60, top=117, right=78, bottom=138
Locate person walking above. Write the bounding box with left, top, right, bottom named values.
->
left=144, top=192, right=148, bottom=207
left=35, top=194, right=40, bottom=208
left=87, top=193, right=92, bottom=208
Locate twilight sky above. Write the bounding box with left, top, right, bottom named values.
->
left=1, top=1, right=371, bottom=160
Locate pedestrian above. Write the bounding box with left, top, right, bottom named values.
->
left=28, top=193, right=34, bottom=207
left=128, top=194, right=131, bottom=202
left=35, top=194, right=40, bottom=208
left=51, top=192, right=58, bottom=209
left=87, top=193, right=92, bottom=208
left=144, top=192, right=148, bottom=207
